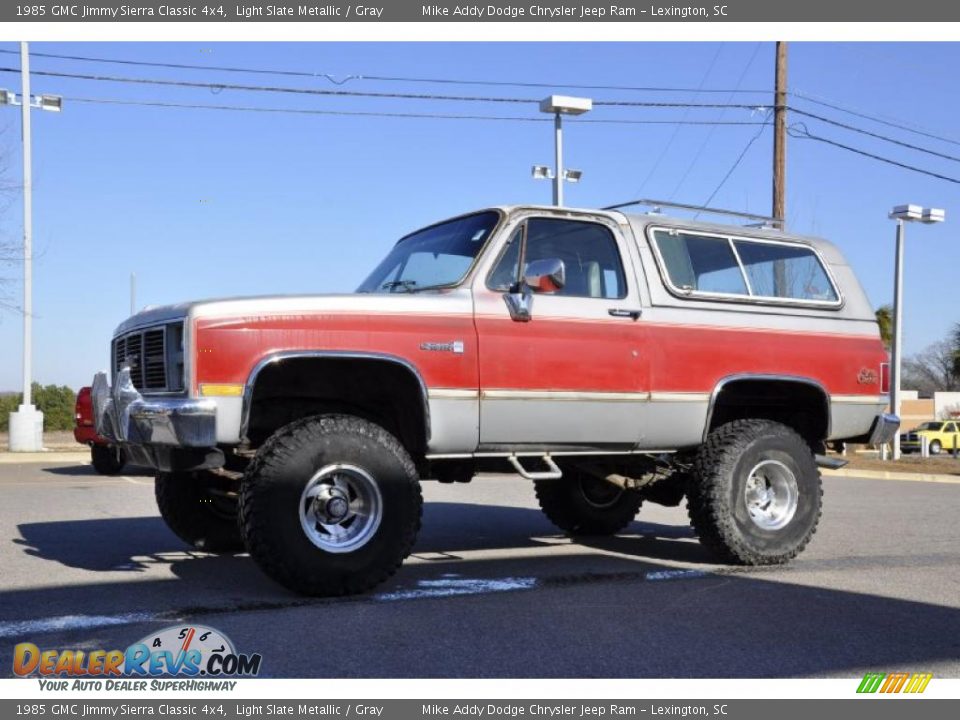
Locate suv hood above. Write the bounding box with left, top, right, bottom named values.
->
left=114, top=289, right=471, bottom=336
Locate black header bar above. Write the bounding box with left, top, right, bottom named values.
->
left=2, top=0, right=956, bottom=23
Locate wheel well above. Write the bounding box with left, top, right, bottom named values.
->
left=706, top=379, right=829, bottom=447
left=244, top=357, right=428, bottom=457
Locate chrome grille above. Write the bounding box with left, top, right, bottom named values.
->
left=142, top=329, right=166, bottom=389
left=112, top=322, right=183, bottom=393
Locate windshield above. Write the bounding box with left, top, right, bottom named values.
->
left=916, top=422, right=943, bottom=431
left=357, top=211, right=499, bottom=293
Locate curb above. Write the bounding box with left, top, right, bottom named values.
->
left=823, top=468, right=960, bottom=484
left=0, top=451, right=90, bottom=465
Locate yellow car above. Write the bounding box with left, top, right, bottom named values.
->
left=900, top=420, right=960, bottom=455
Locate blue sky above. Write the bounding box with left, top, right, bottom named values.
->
left=0, top=41, right=958, bottom=391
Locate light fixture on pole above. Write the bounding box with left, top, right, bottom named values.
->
left=887, top=203, right=945, bottom=461
left=3, top=44, right=63, bottom=452
left=535, top=95, right=592, bottom=207
left=531, top=165, right=554, bottom=181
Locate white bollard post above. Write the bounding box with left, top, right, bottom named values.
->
left=921, top=435, right=929, bottom=458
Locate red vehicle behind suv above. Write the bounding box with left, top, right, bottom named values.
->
left=75, top=386, right=126, bottom=475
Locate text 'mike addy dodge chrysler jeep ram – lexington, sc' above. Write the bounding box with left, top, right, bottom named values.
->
left=91, top=204, right=895, bottom=596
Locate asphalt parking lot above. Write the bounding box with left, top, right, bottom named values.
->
left=1, top=460, right=958, bottom=678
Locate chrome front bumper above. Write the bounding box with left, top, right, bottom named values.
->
left=867, top=413, right=900, bottom=446
left=92, top=368, right=222, bottom=471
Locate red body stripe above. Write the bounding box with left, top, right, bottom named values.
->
left=194, top=313, right=886, bottom=397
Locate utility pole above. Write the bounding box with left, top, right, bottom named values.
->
left=772, top=41, right=788, bottom=223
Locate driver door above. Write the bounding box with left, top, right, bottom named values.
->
left=473, top=213, right=648, bottom=450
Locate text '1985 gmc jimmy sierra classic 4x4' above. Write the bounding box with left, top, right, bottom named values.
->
left=92, top=205, right=897, bottom=596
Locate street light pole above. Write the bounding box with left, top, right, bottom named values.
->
left=890, top=218, right=905, bottom=461
left=6, top=42, right=44, bottom=452
left=535, top=95, right=591, bottom=207
left=21, top=41, right=33, bottom=412
left=553, top=112, right=563, bottom=206
left=887, top=204, right=946, bottom=461
left=2, top=45, right=63, bottom=451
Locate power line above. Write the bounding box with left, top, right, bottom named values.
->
left=670, top=42, right=763, bottom=201
left=0, top=66, right=535, bottom=104
left=790, top=89, right=960, bottom=148
left=0, top=47, right=772, bottom=94
left=633, top=43, right=726, bottom=198
left=696, top=114, right=772, bottom=216
left=65, top=96, right=771, bottom=126
left=791, top=107, right=960, bottom=164
left=0, top=66, right=769, bottom=110
left=788, top=122, right=960, bottom=185
left=8, top=46, right=960, bottom=153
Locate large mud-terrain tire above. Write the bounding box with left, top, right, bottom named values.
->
left=91, top=444, right=126, bottom=475
left=535, top=469, right=642, bottom=535
left=239, top=414, right=422, bottom=597
left=687, top=419, right=822, bottom=565
left=155, top=470, right=243, bottom=552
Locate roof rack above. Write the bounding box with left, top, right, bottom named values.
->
left=602, top=198, right=784, bottom=229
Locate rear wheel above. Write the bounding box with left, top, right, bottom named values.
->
left=687, top=419, right=822, bottom=565
left=91, top=444, right=125, bottom=475
left=535, top=469, right=642, bottom=535
left=239, top=414, right=422, bottom=597
left=155, top=470, right=243, bottom=552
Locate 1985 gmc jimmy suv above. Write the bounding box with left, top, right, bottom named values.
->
left=92, top=205, right=897, bottom=596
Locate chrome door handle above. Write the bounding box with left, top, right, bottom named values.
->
left=608, top=308, right=642, bottom=320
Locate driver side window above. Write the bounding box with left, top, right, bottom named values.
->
left=487, top=218, right=627, bottom=299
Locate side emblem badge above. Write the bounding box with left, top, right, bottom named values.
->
left=858, top=368, right=879, bottom=385
left=420, top=340, right=465, bottom=354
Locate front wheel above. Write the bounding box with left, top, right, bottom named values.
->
left=535, top=469, right=642, bottom=535
left=929, top=439, right=942, bottom=455
left=239, top=415, right=422, bottom=597
left=687, top=419, right=822, bottom=565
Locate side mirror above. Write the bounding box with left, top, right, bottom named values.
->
left=503, top=258, right=566, bottom=322
left=523, top=258, right=566, bottom=294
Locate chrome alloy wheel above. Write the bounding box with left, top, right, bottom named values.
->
left=743, top=459, right=799, bottom=531
left=299, top=464, right=383, bottom=553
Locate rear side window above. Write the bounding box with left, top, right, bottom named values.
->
left=654, top=232, right=747, bottom=295
left=734, top=240, right=839, bottom=303
left=651, top=228, right=840, bottom=306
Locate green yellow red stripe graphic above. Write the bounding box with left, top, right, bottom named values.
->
left=857, top=672, right=932, bottom=694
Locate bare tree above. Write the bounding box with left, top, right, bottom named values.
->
left=0, top=235, right=17, bottom=312
left=902, top=339, right=960, bottom=395
left=0, top=131, right=19, bottom=313
left=952, top=323, right=960, bottom=380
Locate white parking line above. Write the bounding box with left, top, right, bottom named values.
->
left=376, top=577, right=538, bottom=601
left=645, top=569, right=709, bottom=581
left=0, top=612, right=155, bottom=639
left=0, top=569, right=715, bottom=638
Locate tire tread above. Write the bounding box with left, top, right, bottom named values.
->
left=238, top=414, right=422, bottom=597
left=687, top=419, right=822, bottom=565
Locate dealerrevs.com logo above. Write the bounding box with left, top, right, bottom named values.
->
left=857, top=672, right=933, bottom=694
left=13, top=624, right=262, bottom=689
